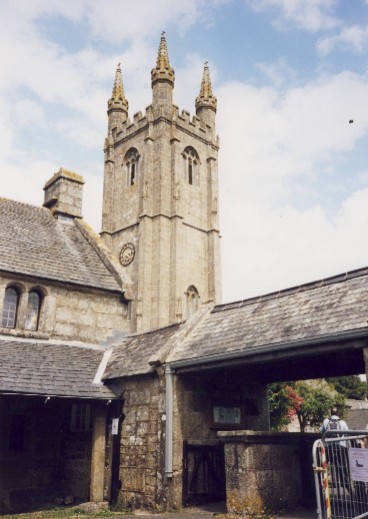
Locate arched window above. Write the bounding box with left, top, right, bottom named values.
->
left=2, top=287, right=20, bottom=328
left=125, top=148, right=140, bottom=186
left=186, top=285, right=200, bottom=317
left=182, top=147, right=199, bottom=186
left=25, top=290, right=42, bottom=331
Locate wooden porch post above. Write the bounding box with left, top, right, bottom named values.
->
left=90, top=406, right=107, bottom=502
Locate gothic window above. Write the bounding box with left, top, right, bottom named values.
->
left=182, top=147, right=199, bottom=186
left=1, top=286, right=20, bottom=328
left=25, top=290, right=42, bottom=331
left=125, top=148, right=140, bottom=186
left=186, top=285, right=200, bottom=317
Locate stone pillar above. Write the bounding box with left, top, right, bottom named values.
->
left=90, top=407, right=107, bottom=502
left=218, top=430, right=318, bottom=514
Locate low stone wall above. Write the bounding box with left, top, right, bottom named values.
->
left=219, top=430, right=318, bottom=515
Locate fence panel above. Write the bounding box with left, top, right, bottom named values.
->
left=313, top=430, right=368, bottom=519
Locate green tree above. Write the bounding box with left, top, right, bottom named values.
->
left=327, top=375, right=367, bottom=400
left=268, top=379, right=345, bottom=432
left=292, top=382, right=345, bottom=432
left=268, top=382, right=293, bottom=431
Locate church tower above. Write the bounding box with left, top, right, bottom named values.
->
left=101, top=34, right=221, bottom=332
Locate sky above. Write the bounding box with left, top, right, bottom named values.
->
left=2, top=0, right=368, bottom=304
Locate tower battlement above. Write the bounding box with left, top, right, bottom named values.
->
left=109, top=104, right=218, bottom=149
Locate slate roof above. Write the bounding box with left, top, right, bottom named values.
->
left=166, top=267, right=368, bottom=366
left=0, top=338, right=115, bottom=399
left=103, top=322, right=183, bottom=379
left=101, top=268, right=368, bottom=379
left=0, top=198, right=121, bottom=292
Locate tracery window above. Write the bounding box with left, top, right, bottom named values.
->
left=1, top=286, right=20, bottom=328
left=125, top=148, right=140, bottom=186
left=186, top=285, right=200, bottom=317
left=25, top=290, right=42, bottom=331
left=182, top=147, right=199, bottom=186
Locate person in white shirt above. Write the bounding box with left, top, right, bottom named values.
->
left=321, top=407, right=351, bottom=492
left=320, top=408, right=348, bottom=433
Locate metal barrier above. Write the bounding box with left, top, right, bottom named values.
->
left=313, top=430, right=368, bottom=519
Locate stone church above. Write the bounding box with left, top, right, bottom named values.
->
left=1, top=34, right=368, bottom=514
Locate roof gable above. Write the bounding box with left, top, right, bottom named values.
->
left=0, top=198, right=123, bottom=292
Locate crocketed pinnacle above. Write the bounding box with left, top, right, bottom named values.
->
left=195, top=62, right=217, bottom=112
left=151, top=32, right=175, bottom=86
left=108, top=63, right=129, bottom=113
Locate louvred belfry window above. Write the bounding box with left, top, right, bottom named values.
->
left=125, top=148, right=140, bottom=186
left=182, top=147, right=199, bottom=186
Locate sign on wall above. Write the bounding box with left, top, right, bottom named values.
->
left=111, top=418, right=119, bottom=435
left=213, top=406, right=241, bottom=425
left=348, top=448, right=368, bottom=482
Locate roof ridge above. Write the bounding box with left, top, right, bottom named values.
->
left=213, top=266, right=368, bottom=313
left=0, top=196, right=52, bottom=215
left=125, top=320, right=184, bottom=340
left=0, top=336, right=105, bottom=350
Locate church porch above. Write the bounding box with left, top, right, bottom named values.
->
left=165, top=331, right=368, bottom=514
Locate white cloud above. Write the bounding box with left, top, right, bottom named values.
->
left=221, top=185, right=368, bottom=301
left=317, top=24, right=368, bottom=56
left=219, top=71, right=368, bottom=184
left=3, top=0, right=87, bottom=21
left=217, top=71, right=368, bottom=301
left=256, top=58, right=296, bottom=88
left=1, top=157, right=56, bottom=209
left=87, top=0, right=214, bottom=43
left=14, top=99, right=46, bottom=127
left=246, top=0, right=339, bottom=32
left=1, top=0, right=227, bottom=46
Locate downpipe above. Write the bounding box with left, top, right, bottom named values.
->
left=165, top=365, right=174, bottom=478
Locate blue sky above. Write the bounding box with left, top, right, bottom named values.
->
left=2, top=0, right=368, bottom=303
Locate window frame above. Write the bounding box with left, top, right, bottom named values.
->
left=71, top=403, right=92, bottom=433
left=186, top=285, right=200, bottom=317
left=1, top=286, right=21, bottom=329
left=182, top=147, right=199, bottom=186
left=24, top=290, right=42, bottom=331
left=124, top=148, right=140, bottom=187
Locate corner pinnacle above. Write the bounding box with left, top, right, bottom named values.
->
left=108, top=63, right=129, bottom=114
left=151, top=32, right=175, bottom=86
left=195, top=61, right=217, bottom=112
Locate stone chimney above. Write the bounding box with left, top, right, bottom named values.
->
left=43, top=168, right=84, bottom=219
